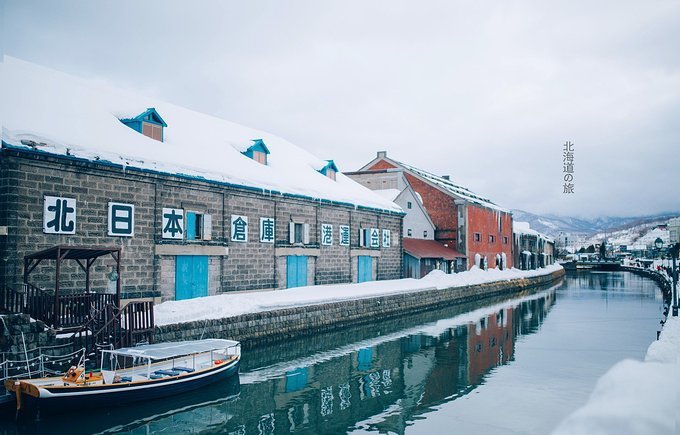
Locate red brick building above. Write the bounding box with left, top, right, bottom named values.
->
left=346, top=152, right=513, bottom=270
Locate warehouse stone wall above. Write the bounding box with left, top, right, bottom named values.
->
left=155, top=268, right=566, bottom=347
left=0, top=150, right=403, bottom=304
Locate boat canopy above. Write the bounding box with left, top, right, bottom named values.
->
left=103, top=339, right=239, bottom=360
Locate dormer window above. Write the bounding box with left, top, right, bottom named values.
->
left=142, top=122, right=163, bottom=141
left=242, top=139, right=270, bottom=165
left=319, top=160, right=339, bottom=181
left=120, top=108, right=167, bottom=142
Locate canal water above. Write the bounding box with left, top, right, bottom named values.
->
left=2, top=271, right=663, bottom=434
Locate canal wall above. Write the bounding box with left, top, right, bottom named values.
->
left=620, top=266, right=672, bottom=308
left=155, top=268, right=565, bottom=347
left=0, top=313, right=56, bottom=360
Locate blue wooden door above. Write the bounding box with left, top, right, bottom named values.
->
left=192, top=256, right=208, bottom=298
left=358, top=256, right=373, bottom=283
left=287, top=256, right=308, bottom=288
left=175, top=256, right=193, bottom=300
left=175, top=256, right=208, bottom=300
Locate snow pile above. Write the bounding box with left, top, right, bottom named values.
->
left=154, top=264, right=562, bottom=326
left=1, top=57, right=400, bottom=213
left=551, top=316, right=680, bottom=435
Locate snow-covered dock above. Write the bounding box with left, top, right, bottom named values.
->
left=154, top=265, right=565, bottom=346
left=155, top=265, right=564, bottom=325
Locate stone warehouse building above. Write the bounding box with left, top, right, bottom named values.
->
left=0, top=58, right=403, bottom=303
left=512, top=222, right=555, bottom=270
left=346, top=152, right=513, bottom=272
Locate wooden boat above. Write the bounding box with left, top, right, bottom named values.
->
left=4, top=338, right=240, bottom=413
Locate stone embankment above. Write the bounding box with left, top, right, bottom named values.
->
left=0, top=313, right=56, bottom=360
left=155, top=268, right=565, bottom=347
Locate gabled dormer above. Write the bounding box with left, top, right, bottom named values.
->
left=319, top=160, right=339, bottom=181
left=120, top=108, right=167, bottom=142
left=242, top=139, right=270, bottom=165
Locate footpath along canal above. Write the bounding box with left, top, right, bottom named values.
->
left=2, top=270, right=664, bottom=434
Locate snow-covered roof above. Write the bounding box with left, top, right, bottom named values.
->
left=373, top=188, right=402, bottom=202
left=394, top=160, right=509, bottom=212
left=1, top=57, right=402, bottom=214
left=513, top=221, right=554, bottom=242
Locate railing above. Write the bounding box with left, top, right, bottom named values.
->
left=1, top=347, right=85, bottom=383
left=123, top=301, right=155, bottom=346
left=0, top=287, right=26, bottom=315
left=55, top=293, right=116, bottom=330
left=70, top=300, right=155, bottom=363
left=2, top=284, right=117, bottom=330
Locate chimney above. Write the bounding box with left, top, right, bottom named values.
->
left=442, top=175, right=450, bottom=180
left=377, top=151, right=387, bottom=158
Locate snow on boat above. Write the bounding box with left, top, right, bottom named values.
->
left=4, top=338, right=240, bottom=413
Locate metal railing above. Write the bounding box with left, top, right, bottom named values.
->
left=0, top=347, right=85, bottom=383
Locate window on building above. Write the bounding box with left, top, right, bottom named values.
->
left=407, top=201, right=412, bottom=209
left=142, top=122, right=163, bottom=141
left=489, top=235, right=496, bottom=243
left=186, top=211, right=212, bottom=241
left=289, top=222, right=310, bottom=244
left=242, top=139, right=270, bottom=166
left=407, top=228, right=412, bottom=237
left=253, top=151, right=267, bottom=165
left=474, top=233, right=481, bottom=242
left=318, top=160, right=339, bottom=181
left=423, top=230, right=428, bottom=238
left=503, top=236, right=509, bottom=244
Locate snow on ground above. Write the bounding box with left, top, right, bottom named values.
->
left=154, top=264, right=563, bottom=326
left=551, top=316, right=680, bottom=435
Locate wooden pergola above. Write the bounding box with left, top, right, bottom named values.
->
left=23, top=245, right=121, bottom=329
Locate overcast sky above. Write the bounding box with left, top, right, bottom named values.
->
left=2, top=0, right=679, bottom=218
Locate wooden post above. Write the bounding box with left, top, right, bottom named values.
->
left=115, top=249, right=121, bottom=308
left=54, top=247, right=61, bottom=328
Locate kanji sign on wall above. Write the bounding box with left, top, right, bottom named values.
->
left=108, top=202, right=134, bottom=237
left=260, top=217, right=275, bottom=243
left=370, top=228, right=380, bottom=248
left=43, top=196, right=76, bottom=234
left=321, top=224, right=333, bottom=246
left=382, top=229, right=391, bottom=248
left=162, top=208, right=184, bottom=239
left=339, top=225, right=350, bottom=246
left=231, top=215, right=248, bottom=242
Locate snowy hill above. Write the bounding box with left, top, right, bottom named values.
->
left=511, top=210, right=680, bottom=238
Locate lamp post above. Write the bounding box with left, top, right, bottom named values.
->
left=654, top=238, right=664, bottom=258
left=669, top=218, right=680, bottom=317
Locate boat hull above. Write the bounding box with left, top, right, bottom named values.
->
left=20, top=358, right=239, bottom=411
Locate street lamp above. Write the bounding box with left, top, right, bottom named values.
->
left=654, top=237, right=664, bottom=257
left=668, top=219, right=680, bottom=317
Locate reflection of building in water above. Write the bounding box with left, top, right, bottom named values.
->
left=467, top=308, right=514, bottom=384
left=107, top=291, right=557, bottom=435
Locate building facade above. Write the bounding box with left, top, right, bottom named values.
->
left=346, top=151, right=513, bottom=271
left=0, top=58, right=403, bottom=304
left=512, top=221, right=555, bottom=270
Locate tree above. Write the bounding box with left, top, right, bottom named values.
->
left=599, top=240, right=607, bottom=259
left=578, top=247, right=586, bottom=253
left=586, top=245, right=596, bottom=253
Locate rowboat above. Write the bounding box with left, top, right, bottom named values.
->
left=4, top=338, right=240, bottom=413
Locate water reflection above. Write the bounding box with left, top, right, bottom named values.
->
left=2, top=285, right=558, bottom=434
left=180, top=290, right=556, bottom=434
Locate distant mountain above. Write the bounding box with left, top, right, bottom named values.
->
left=511, top=210, right=680, bottom=237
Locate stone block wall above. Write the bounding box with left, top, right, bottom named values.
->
left=1, top=150, right=404, bottom=304
left=0, top=314, right=57, bottom=359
